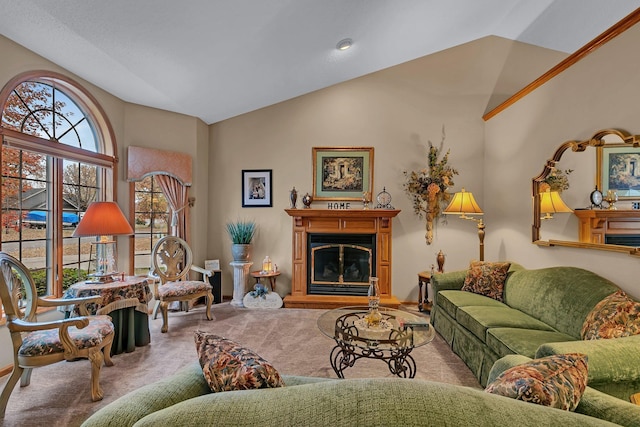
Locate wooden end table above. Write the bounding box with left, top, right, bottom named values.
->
left=250, top=270, right=281, bottom=291
left=417, top=271, right=431, bottom=312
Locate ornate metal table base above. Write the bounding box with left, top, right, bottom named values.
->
left=329, top=341, right=417, bottom=378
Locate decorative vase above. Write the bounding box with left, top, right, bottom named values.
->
left=436, top=250, right=445, bottom=273
left=290, top=187, right=298, bottom=209
left=302, top=193, right=313, bottom=208
left=231, top=244, right=252, bottom=262
left=366, top=277, right=382, bottom=327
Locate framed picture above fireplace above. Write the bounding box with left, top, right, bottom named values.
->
left=312, top=147, right=374, bottom=201
left=242, top=169, right=272, bottom=207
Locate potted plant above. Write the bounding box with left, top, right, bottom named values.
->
left=226, top=220, right=256, bottom=262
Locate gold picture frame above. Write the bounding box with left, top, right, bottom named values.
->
left=597, top=144, right=640, bottom=200
left=312, top=147, right=374, bottom=201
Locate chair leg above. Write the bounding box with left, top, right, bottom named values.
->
left=19, top=368, right=32, bottom=387
left=160, top=301, right=169, bottom=333
left=152, top=300, right=160, bottom=320
left=88, top=349, right=105, bottom=401
left=0, top=365, right=23, bottom=418
left=103, top=333, right=114, bottom=367
left=205, top=291, right=213, bottom=321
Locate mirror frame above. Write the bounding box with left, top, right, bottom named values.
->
left=532, top=128, right=640, bottom=255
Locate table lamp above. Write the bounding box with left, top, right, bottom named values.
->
left=443, top=188, right=485, bottom=261
left=539, top=189, right=573, bottom=220
left=72, top=201, right=134, bottom=283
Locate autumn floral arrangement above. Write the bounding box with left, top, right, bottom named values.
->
left=542, top=168, right=573, bottom=193
left=403, top=134, right=458, bottom=244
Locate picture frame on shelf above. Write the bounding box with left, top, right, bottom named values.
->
left=597, top=145, right=640, bottom=200
left=312, top=146, right=374, bottom=201
left=242, top=169, right=273, bottom=207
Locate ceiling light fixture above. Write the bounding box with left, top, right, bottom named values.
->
left=336, top=38, right=353, bottom=51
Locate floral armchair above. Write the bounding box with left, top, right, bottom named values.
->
left=0, top=252, right=114, bottom=418
left=150, top=236, right=214, bottom=333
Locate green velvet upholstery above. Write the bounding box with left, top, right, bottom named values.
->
left=431, top=263, right=640, bottom=405
left=489, top=355, right=640, bottom=427
left=82, top=362, right=621, bottom=427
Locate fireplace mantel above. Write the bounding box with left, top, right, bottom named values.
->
left=284, top=208, right=400, bottom=309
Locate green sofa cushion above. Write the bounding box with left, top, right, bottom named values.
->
left=487, top=327, right=575, bottom=358
left=437, top=290, right=506, bottom=320
left=456, top=306, right=555, bottom=343
left=131, top=377, right=618, bottom=427
left=503, top=267, right=619, bottom=339
left=536, top=334, right=640, bottom=400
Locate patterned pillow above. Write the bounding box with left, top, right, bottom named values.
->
left=461, top=261, right=511, bottom=302
left=485, top=353, right=588, bottom=411
left=581, top=290, right=640, bottom=340
left=194, top=331, right=285, bottom=393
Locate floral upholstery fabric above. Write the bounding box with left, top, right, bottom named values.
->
left=461, top=261, right=511, bottom=302
left=158, top=280, right=211, bottom=299
left=484, top=353, right=588, bottom=411
left=581, top=290, right=640, bottom=340
left=194, top=331, right=285, bottom=393
left=18, top=315, right=114, bottom=357
left=63, top=279, right=153, bottom=315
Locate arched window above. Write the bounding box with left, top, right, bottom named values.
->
left=0, top=71, right=117, bottom=304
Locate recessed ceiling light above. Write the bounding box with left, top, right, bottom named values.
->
left=336, top=38, right=353, bottom=51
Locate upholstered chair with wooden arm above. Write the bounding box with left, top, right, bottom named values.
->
left=150, top=236, right=214, bottom=333
left=0, top=252, right=115, bottom=419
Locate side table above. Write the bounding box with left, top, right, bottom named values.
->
left=250, top=270, right=281, bottom=291
left=417, top=271, right=431, bottom=313
left=62, top=276, right=152, bottom=355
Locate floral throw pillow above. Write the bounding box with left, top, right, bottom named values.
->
left=581, top=290, right=640, bottom=340
left=194, top=331, right=285, bottom=393
left=461, top=261, right=511, bottom=302
left=485, top=353, right=588, bottom=411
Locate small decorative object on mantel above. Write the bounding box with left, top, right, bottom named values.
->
left=375, top=187, right=394, bottom=209
left=302, top=192, right=313, bottom=208
left=362, top=191, right=372, bottom=210
left=289, top=187, right=298, bottom=208
left=403, top=128, right=458, bottom=244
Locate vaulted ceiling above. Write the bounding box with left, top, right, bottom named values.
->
left=0, top=1, right=638, bottom=124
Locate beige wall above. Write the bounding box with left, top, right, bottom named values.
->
left=485, top=23, right=640, bottom=298
left=208, top=36, right=565, bottom=301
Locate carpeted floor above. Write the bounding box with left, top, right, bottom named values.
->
left=0, top=303, right=480, bottom=426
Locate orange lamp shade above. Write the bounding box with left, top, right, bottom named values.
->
left=72, top=201, right=133, bottom=238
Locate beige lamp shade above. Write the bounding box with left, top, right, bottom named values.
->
left=72, top=201, right=134, bottom=238
left=443, top=188, right=484, bottom=216
left=443, top=188, right=485, bottom=261
left=539, top=189, right=573, bottom=219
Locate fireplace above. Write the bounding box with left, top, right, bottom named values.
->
left=284, top=208, right=400, bottom=309
left=308, top=233, right=375, bottom=296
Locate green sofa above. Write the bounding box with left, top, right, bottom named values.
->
left=430, top=264, right=640, bottom=400
left=81, top=363, right=625, bottom=426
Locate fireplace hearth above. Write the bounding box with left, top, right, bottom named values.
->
left=284, top=208, right=400, bottom=309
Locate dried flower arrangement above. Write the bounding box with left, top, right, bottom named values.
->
left=542, top=168, right=573, bottom=193
left=403, top=131, right=458, bottom=244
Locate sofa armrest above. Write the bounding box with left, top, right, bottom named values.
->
left=81, top=363, right=211, bottom=427
left=536, top=335, right=640, bottom=383
left=489, top=354, right=640, bottom=426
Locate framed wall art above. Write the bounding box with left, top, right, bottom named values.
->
left=597, top=145, right=640, bottom=200
left=242, top=169, right=273, bottom=207
left=312, top=147, right=374, bottom=201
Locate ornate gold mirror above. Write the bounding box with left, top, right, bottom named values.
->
left=532, top=128, right=640, bottom=256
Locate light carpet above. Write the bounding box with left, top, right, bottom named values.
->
left=0, top=303, right=480, bottom=426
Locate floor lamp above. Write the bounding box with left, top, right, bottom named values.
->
left=72, top=201, right=134, bottom=283
left=443, top=188, right=485, bottom=261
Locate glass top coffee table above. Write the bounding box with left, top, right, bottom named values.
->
left=317, top=306, right=435, bottom=378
